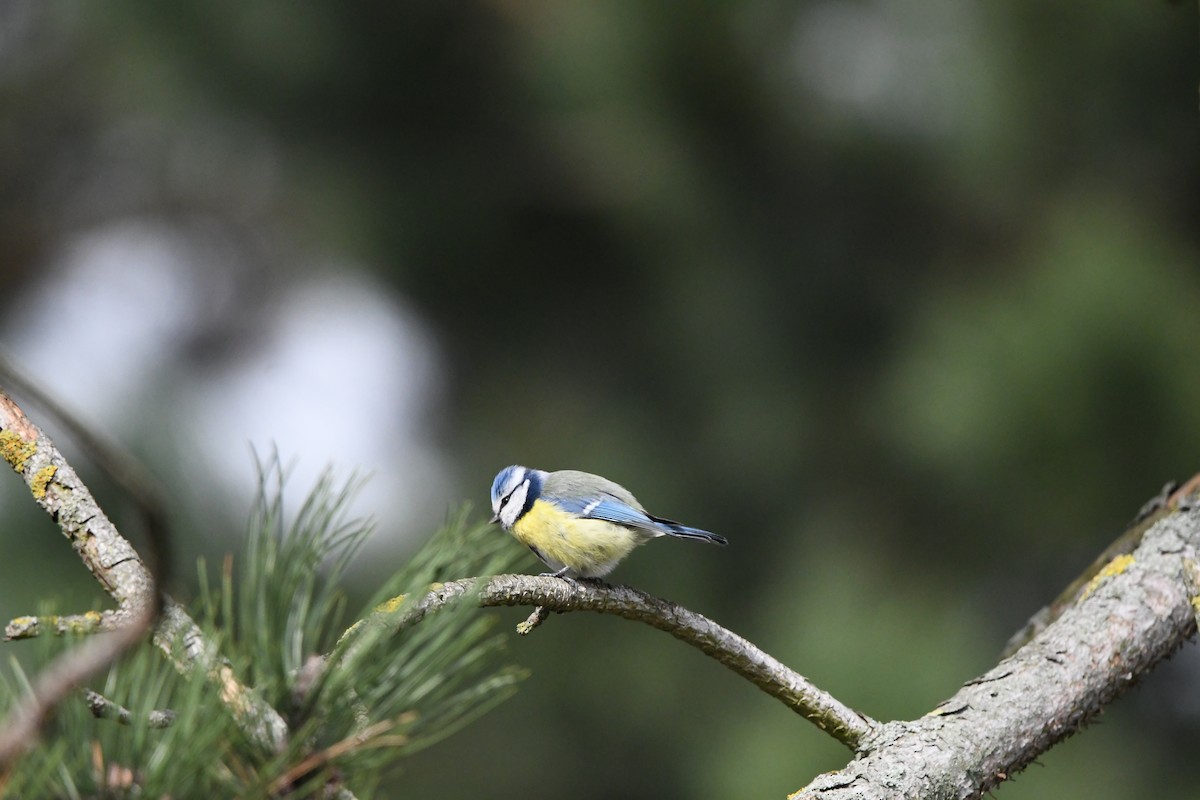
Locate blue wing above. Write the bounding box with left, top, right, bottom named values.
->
left=548, top=494, right=659, bottom=530
left=545, top=493, right=728, bottom=545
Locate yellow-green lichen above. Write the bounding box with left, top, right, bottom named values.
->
left=0, top=430, right=36, bottom=473
left=1080, top=553, right=1135, bottom=601
left=338, top=593, right=411, bottom=647
left=5, top=616, right=40, bottom=639
left=338, top=619, right=365, bottom=644
left=374, top=594, right=407, bottom=614
left=65, top=611, right=103, bottom=633
left=31, top=464, right=57, bottom=498
left=1183, top=561, right=1200, bottom=616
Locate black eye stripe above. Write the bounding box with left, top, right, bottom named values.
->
left=499, top=479, right=524, bottom=508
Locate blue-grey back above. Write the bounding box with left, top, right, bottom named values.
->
left=543, top=469, right=645, bottom=511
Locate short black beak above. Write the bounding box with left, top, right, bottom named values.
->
left=489, top=513, right=500, bottom=524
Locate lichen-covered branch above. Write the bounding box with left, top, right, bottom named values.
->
left=0, top=604, right=153, bottom=766
left=0, top=386, right=289, bottom=760
left=5, top=610, right=128, bottom=640
left=0, top=391, right=156, bottom=615
left=789, top=497, right=1200, bottom=800
left=1001, top=478, right=1195, bottom=657
left=361, top=575, right=876, bottom=751
left=0, top=389, right=162, bottom=768
left=152, top=598, right=290, bottom=753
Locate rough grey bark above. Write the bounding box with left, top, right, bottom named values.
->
left=791, top=502, right=1199, bottom=799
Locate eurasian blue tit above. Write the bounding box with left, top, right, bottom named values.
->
left=489, top=465, right=727, bottom=578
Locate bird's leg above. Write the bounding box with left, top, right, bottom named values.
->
left=538, top=566, right=583, bottom=587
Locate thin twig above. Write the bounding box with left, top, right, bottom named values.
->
left=84, top=689, right=177, bottom=728
left=516, top=606, right=550, bottom=635
left=5, top=610, right=129, bottom=640
left=268, top=717, right=410, bottom=797
left=362, top=575, right=876, bottom=751
left=0, top=606, right=153, bottom=763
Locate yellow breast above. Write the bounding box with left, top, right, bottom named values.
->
left=510, top=499, right=646, bottom=578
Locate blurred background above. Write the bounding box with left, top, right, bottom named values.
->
left=1, top=1, right=1197, bottom=797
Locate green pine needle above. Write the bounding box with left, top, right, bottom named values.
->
left=2, top=456, right=527, bottom=798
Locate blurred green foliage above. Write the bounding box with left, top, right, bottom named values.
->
left=0, top=1, right=1196, bottom=798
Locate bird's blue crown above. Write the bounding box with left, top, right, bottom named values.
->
left=490, top=465, right=522, bottom=504
left=490, top=464, right=543, bottom=511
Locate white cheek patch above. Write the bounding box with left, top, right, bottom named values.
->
left=493, top=467, right=527, bottom=518
left=499, top=481, right=529, bottom=528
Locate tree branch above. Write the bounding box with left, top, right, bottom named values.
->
left=359, top=575, right=877, bottom=751
left=84, top=689, right=177, bottom=728
left=1001, top=478, right=1194, bottom=656
left=0, top=604, right=153, bottom=766
left=5, top=609, right=137, bottom=640
left=0, top=390, right=156, bottom=613
left=0, top=390, right=160, bottom=768
left=789, top=494, right=1200, bottom=800
left=152, top=597, right=290, bottom=753
left=0, top=384, right=289, bottom=762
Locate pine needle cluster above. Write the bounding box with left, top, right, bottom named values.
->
left=1, top=460, right=527, bottom=798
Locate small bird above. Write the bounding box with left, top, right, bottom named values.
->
left=489, top=465, right=727, bottom=579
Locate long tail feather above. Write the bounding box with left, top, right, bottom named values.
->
left=648, top=514, right=728, bottom=546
